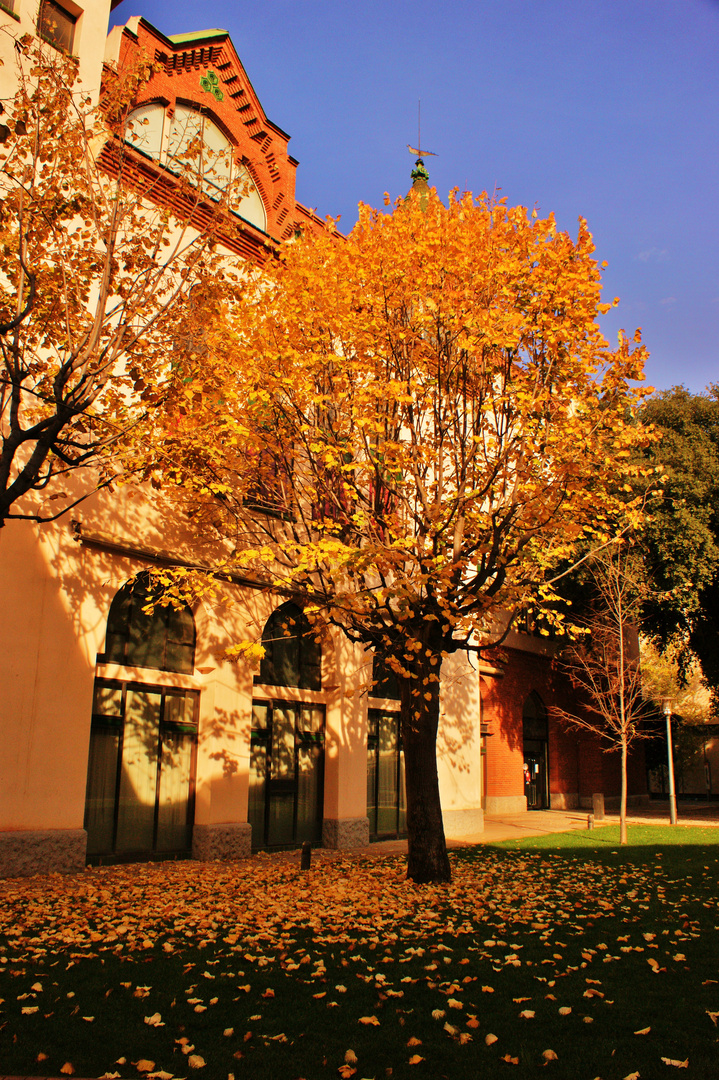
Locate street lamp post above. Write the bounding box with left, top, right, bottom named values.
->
left=662, top=699, right=678, bottom=825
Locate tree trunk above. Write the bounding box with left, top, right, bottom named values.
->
left=399, top=645, right=451, bottom=884
left=620, top=734, right=628, bottom=845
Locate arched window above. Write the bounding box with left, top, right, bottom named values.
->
left=124, top=102, right=267, bottom=231
left=522, top=692, right=548, bottom=740
left=256, top=602, right=321, bottom=690
left=371, top=650, right=401, bottom=700
left=103, top=572, right=196, bottom=675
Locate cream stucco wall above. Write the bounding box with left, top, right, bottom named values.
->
left=1, top=1, right=113, bottom=103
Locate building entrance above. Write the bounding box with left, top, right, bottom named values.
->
left=248, top=700, right=325, bottom=847
left=84, top=679, right=199, bottom=860
left=522, top=692, right=550, bottom=810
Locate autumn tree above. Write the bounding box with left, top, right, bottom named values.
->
left=551, top=545, right=652, bottom=843
left=0, top=34, right=228, bottom=527
left=167, top=188, right=651, bottom=882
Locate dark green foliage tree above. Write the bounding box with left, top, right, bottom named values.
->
left=639, top=386, right=719, bottom=697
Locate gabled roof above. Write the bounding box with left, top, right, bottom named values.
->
left=105, top=16, right=325, bottom=260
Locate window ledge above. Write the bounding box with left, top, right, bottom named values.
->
left=0, top=3, right=20, bottom=21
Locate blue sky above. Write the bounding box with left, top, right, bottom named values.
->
left=110, top=0, right=718, bottom=395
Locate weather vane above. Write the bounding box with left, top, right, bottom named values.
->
left=407, top=100, right=437, bottom=159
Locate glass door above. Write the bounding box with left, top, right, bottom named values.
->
left=367, top=709, right=406, bottom=839
left=85, top=679, right=198, bottom=860
left=249, top=700, right=325, bottom=848
left=523, top=741, right=549, bottom=810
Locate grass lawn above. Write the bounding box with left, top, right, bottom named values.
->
left=0, top=825, right=717, bottom=1080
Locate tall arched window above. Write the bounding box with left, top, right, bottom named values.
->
left=86, top=574, right=199, bottom=862
left=124, top=102, right=267, bottom=231
left=256, top=602, right=321, bottom=690
left=103, top=572, right=196, bottom=675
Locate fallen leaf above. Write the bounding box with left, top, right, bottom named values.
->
left=60, top=1065, right=75, bottom=1076
left=559, top=1007, right=572, bottom=1016
left=135, top=1062, right=156, bottom=1074
left=337, top=1067, right=356, bottom=1079
left=344, top=1050, right=358, bottom=1064
left=358, top=1015, right=380, bottom=1026
left=407, top=1037, right=422, bottom=1047
left=408, top=1055, right=424, bottom=1065
left=21, top=1006, right=39, bottom=1014
left=661, top=1060, right=688, bottom=1069
left=519, top=1009, right=535, bottom=1019
left=501, top=1054, right=519, bottom=1065
left=144, top=1013, right=164, bottom=1027
left=485, top=1033, right=498, bottom=1046
left=543, top=1049, right=558, bottom=1061
left=187, top=1055, right=206, bottom=1069
left=634, top=1027, right=651, bottom=1035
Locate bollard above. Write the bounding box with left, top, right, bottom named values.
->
left=300, top=840, right=312, bottom=870
left=587, top=814, right=594, bottom=830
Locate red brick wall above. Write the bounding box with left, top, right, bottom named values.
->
left=481, top=642, right=647, bottom=804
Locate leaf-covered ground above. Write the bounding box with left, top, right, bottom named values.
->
left=0, top=826, right=718, bottom=1079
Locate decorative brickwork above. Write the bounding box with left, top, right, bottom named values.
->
left=106, top=19, right=326, bottom=261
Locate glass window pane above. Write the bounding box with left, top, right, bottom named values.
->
left=271, top=705, right=296, bottom=780
left=38, top=1, right=75, bottom=53
left=167, top=105, right=203, bottom=175
left=156, top=729, right=193, bottom=851
left=92, top=683, right=123, bottom=717
left=267, top=792, right=294, bottom=846
left=252, top=702, right=270, bottom=732
left=115, top=690, right=161, bottom=851
left=85, top=727, right=120, bottom=855
left=367, top=742, right=377, bottom=836
left=125, top=104, right=165, bottom=160
left=377, top=713, right=399, bottom=834
left=164, top=693, right=196, bottom=727
left=200, top=116, right=233, bottom=196
left=296, top=744, right=323, bottom=844
left=249, top=743, right=267, bottom=846
left=164, top=640, right=194, bottom=675
left=234, top=166, right=267, bottom=231
left=398, top=749, right=407, bottom=834
left=298, top=704, right=324, bottom=734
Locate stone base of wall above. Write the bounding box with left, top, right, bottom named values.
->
left=192, top=823, right=252, bottom=862
left=322, top=817, right=370, bottom=850
left=484, top=795, right=527, bottom=814
left=443, top=808, right=484, bottom=837
left=551, top=792, right=579, bottom=810
left=0, top=829, right=87, bottom=878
